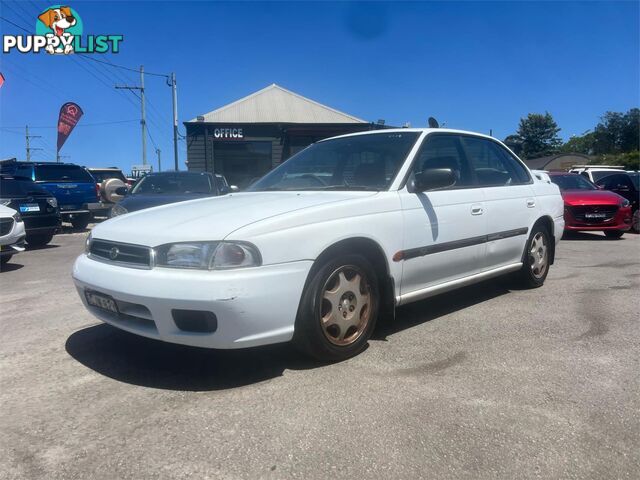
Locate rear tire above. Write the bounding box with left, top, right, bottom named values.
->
left=293, top=254, right=379, bottom=362
left=26, top=234, right=54, bottom=247
left=515, top=224, right=550, bottom=288
left=604, top=230, right=624, bottom=239
left=631, top=210, right=639, bottom=233
left=70, top=214, right=90, bottom=230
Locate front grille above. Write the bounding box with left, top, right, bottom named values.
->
left=89, top=239, right=152, bottom=268
left=570, top=205, right=618, bottom=224
left=0, top=218, right=14, bottom=236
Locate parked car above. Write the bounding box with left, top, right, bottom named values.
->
left=568, top=165, right=626, bottom=183
left=0, top=161, right=99, bottom=229
left=87, top=167, right=127, bottom=217
left=0, top=205, right=26, bottom=266
left=0, top=175, right=61, bottom=246
left=549, top=172, right=632, bottom=238
left=595, top=172, right=639, bottom=232
left=73, top=129, right=564, bottom=361
left=110, top=171, right=232, bottom=217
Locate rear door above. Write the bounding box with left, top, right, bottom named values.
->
left=460, top=136, right=535, bottom=270
left=397, top=133, right=487, bottom=298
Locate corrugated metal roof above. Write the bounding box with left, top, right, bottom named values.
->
left=188, top=84, right=367, bottom=124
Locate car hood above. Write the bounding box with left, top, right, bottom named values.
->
left=93, top=191, right=379, bottom=246
left=561, top=189, right=625, bottom=206
left=118, top=193, right=214, bottom=212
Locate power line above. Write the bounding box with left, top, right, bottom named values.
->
left=1, top=120, right=139, bottom=129
left=76, top=54, right=169, bottom=78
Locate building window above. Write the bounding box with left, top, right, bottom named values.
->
left=212, top=141, right=272, bottom=189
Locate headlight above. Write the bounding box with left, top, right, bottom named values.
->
left=0, top=199, right=11, bottom=206
left=154, top=241, right=261, bottom=270
left=620, top=198, right=630, bottom=207
left=110, top=204, right=128, bottom=217
left=13, top=212, right=23, bottom=223
left=46, top=197, right=58, bottom=208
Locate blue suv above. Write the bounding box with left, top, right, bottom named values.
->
left=0, top=161, right=99, bottom=229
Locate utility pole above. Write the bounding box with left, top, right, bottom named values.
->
left=140, top=65, right=147, bottom=166
left=115, top=65, right=147, bottom=166
left=25, top=125, right=42, bottom=161
left=170, top=72, right=179, bottom=171
left=156, top=148, right=161, bottom=172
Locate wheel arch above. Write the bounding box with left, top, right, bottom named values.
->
left=528, top=215, right=556, bottom=265
left=298, top=237, right=396, bottom=325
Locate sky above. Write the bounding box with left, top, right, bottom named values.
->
left=0, top=0, right=638, bottom=173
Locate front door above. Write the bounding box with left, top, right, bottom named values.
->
left=398, top=133, right=487, bottom=299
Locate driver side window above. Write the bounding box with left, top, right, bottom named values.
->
left=411, top=135, right=473, bottom=188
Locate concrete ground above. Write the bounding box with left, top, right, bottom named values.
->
left=1, top=228, right=638, bottom=479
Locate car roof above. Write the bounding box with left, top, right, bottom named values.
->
left=321, top=128, right=499, bottom=142
left=87, top=167, right=122, bottom=171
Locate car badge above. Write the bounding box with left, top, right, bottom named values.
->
left=109, top=246, right=119, bottom=260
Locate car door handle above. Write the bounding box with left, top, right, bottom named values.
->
left=471, top=204, right=484, bottom=215
left=526, top=198, right=536, bottom=208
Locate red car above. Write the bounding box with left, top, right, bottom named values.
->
left=549, top=172, right=632, bottom=239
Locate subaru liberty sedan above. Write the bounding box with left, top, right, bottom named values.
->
left=73, top=129, right=564, bottom=361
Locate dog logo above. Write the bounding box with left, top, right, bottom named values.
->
left=36, top=5, right=81, bottom=54
left=3, top=4, right=123, bottom=55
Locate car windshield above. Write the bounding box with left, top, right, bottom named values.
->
left=550, top=174, right=597, bottom=191
left=90, top=170, right=126, bottom=183
left=35, top=165, right=94, bottom=183
left=130, top=173, right=213, bottom=195
left=0, top=179, right=51, bottom=196
left=248, top=132, right=421, bottom=192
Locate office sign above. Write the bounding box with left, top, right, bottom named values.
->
left=213, top=128, right=244, bottom=139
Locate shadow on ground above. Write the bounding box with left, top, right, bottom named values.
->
left=562, top=231, right=626, bottom=241
left=66, top=279, right=510, bottom=391
left=0, top=262, right=24, bottom=273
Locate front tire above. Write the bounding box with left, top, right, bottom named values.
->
left=604, top=230, right=624, bottom=239
left=293, top=254, right=379, bottom=362
left=515, top=225, right=550, bottom=288
left=26, top=234, right=54, bottom=247
left=70, top=214, right=90, bottom=230
left=632, top=210, right=639, bottom=233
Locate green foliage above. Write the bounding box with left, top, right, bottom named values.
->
left=590, top=151, right=640, bottom=170
left=507, top=112, right=562, bottom=159
left=560, top=132, right=595, bottom=154
left=592, top=108, right=639, bottom=155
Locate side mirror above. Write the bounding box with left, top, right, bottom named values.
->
left=230, top=185, right=239, bottom=192
left=115, top=186, right=128, bottom=196
left=411, top=168, right=456, bottom=192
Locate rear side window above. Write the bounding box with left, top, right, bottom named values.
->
left=597, top=174, right=634, bottom=190
left=35, top=165, right=94, bottom=183
left=411, top=135, right=473, bottom=187
left=461, top=137, right=531, bottom=186
left=89, top=170, right=126, bottom=183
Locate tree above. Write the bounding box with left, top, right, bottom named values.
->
left=560, top=131, right=595, bottom=154
left=592, top=108, right=639, bottom=154
left=511, top=112, right=562, bottom=159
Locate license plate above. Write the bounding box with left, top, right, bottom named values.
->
left=85, top=290, right=119, bottom=314
left=585, top=213, right=607, bottom=218
left=19, top=204, right=40, bottom=213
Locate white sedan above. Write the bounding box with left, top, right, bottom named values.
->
left=73, top=129, right=564, bottom=361
left=0, top=205, right=26, bottom=266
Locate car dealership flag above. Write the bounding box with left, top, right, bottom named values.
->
left=56, top=102, right=84, bottom=152
left=0, top=72, right=5, bottom=88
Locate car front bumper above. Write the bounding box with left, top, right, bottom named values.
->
left=563, top=206, right=632, bottom=231
left=72, top=254, right=312, bottom=349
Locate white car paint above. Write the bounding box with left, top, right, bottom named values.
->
left=73, top=128, right=564, bottom=349
left=0, top=205, right=26, bottom=262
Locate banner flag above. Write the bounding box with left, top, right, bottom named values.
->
left=56, top=102, right=84, bottom=152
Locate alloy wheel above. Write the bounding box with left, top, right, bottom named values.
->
left=529, top=232, right=548, bottom=279
left=320, top=265, right=372, bottom=346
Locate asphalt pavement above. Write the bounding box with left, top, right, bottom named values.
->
left=1, top=228, right=638, bottom=479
